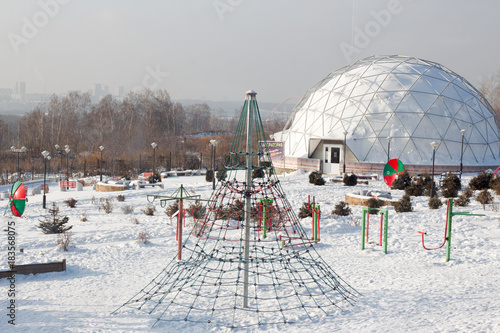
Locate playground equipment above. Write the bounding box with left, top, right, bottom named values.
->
left=115, top=90, right=358, bottom=329
left=418, top=198, right=484, bottom=261
left=361, top=207, right=388, bottom=254
left=147, top=184, right=203, bottom=260
left=308, top=195, right=321, bottom=243
left=279, top=195, right=321, bottom=247
left=257, top=198, right=273, bottom=239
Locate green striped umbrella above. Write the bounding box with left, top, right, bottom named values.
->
left=383, top=158, right=405, bottom=187
left=10, top=181, right=26, bottom=217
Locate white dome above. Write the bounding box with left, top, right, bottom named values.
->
left=278, top=55, right=500, bottom=166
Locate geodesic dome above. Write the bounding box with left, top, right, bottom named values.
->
left=276, top=55, right=500, bottom=166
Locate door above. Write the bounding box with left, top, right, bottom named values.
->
left=323, top=145, right=341, bottom=174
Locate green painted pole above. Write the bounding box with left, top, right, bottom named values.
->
left=361, top=207, right=367, bottom=250
left=314, top=204, right=320, bottom=242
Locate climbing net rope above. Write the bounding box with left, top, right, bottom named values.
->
left=114, top=92, right=359, bottom=328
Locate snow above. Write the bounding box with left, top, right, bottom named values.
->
left=1, top=172, right=499, bottom=332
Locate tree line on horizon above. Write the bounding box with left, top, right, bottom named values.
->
left=0, top=89, right=285, bottom=182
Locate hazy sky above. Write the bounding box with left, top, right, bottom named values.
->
left=1, top=0, right=499, bottom=104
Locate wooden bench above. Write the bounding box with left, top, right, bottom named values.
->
left=0, top=259, right=66, bottom=278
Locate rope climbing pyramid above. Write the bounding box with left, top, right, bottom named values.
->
left=114, top=90, right=359, bottom=329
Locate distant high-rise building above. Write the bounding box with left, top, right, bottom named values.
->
left=11, top=81, right=26, bottom=100
left=92, top=83, right=102, bottom=97
left=113, top=86, right=125, bottom=97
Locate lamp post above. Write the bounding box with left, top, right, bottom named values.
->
left=65, top=145, right=70, bottom=181
left=430, top=141, right=439, bottom=198
left=11, top=146, right=27, bottom=181
left=151, top=142, right=158, bottom=183
left=387, top=136, right=392, bottom=161
left=55, top=144, right=64, bottom=181
left=42, top=150, right=51, bottom=209
left=343, top=131, right=348, bottom=174
left=210, top=139, right=219, bottom=190
left=459, top=129, right=465, bottom=176
left=99, top=146, right=105, bottom=181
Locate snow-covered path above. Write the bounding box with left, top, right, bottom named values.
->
left=1, top=172, right=498, bottom=332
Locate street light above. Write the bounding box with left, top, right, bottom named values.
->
left=430, top=141, right=439, bottom=198
left=65, top=145, right=71, bottom=181
left=151, top=142, right=158, bottom=183
left=42, top=150, right=51, bottom=209
left=99, top=146, right=105, bottom=181
left=343, top=131, right=348, bottom=174
left=210, top=139, right=219, bottom=190
left=459, top=129, right=465, bottom=176
left=55, top=144, right=64, bottom=181
left=11, top=145, right=27, bottom=181
left=387, top=136, right=392, bottom=161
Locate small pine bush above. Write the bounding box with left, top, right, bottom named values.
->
left=428, top=196, right=443, bottom=209
left=216, top=199, right=245, bottom=221
left=117, top=195, right=125, bottom=202
left=366, top=197, right=384, bottom=214
left=332, top=201, right=351, bottom=216
left=490, top=176, right=500, bottom=195
left=441, top=174, right=461, bottom=198
left=141, top=206, right=156, bottom=216
left=252, top=168, right=265, bottom=179
left=309, top=172, right=321, bottom=184
left=147, top=174, right=161, bottom=183
left=405, top=183, right=424, bottom=197
left=391, top=171, right=412, bottom=190
left=343, top=173, right=358, bottom=186
left=64, top=198, right=78, bottom=208
left=187, top=201, right=205, bottom=219
left=121, top=205, right=134, bottom=214
left=463, top=187, right=474, bottom=199
left=454, top=195, right=470, bottom=207
left=313, top=174, right=325, bottom=186
left=165, top=201, right=179, bottom=217
left=98, top=198, right=113, bottom=214
left=298, top=202, right=312, bottom=218
left=415, top=174, right=437, bottom=197
left=455, top=187, right=474, bottom=207
left=476, top=189, right=493, bottom=210
left=205, top=170, right=214, bottom=182
left=38, top=203, right=73, bottom=234
left=394, top=195, right=413, bottom=213
left=469, top=171, right=492, bottom=190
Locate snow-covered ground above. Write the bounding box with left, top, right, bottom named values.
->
left=0, top=172, right=499, bottom=332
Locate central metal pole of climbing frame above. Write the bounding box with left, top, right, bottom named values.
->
left=177, top=186, right=184, bottom=261
left=243, top=90, right=255, bottom=308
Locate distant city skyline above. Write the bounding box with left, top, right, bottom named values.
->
left=1, top=1, right=500, bottom=104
